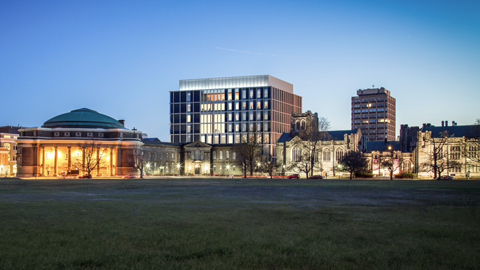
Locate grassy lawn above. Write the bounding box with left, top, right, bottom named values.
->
left=0, top=179, right=479, bottom=269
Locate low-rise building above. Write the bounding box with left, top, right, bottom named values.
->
left=0, top=126, right=21, bottom=176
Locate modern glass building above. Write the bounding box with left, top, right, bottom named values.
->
left=170, top=75, right=302, bottom=157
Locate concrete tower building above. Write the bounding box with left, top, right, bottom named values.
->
left=351, top=87, right=396, bottom=141
left=170, top=75, right=302, bottom=157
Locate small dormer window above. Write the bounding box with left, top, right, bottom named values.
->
left=98, top=133, right=104, bottom=138
left=87, top=132, right=93, bottom=137
left=64, top=132, right=70, bottom=137
left=76, top=132, right=82, bottom=137
left=54, top=132, right=60, bottom=137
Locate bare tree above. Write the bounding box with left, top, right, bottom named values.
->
left=421, top=131, right=460, bottom=179
left=287, top=148, right=316, bottom=179
left=290, top=117, right=331, bottom=178
left=133, top=146, right=148, bottom=178
left=381, top=151, right=403, bottom=180
left=256, top=155, right=278, bottom=179
left=235, top=127, right=262, bottom=178
left=339, top=151, right=368, bottom=180
left=73, top=141, right=106, bottom=178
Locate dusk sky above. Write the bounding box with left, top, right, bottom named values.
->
left=1, top=0, right=479, bottom=141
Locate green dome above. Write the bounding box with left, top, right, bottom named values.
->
left=42, top=108, right=126, bottom=129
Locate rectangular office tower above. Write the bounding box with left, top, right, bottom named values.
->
left=170, top=75, right=302, bottom=156
left=351, top=87, right=396, bottom=142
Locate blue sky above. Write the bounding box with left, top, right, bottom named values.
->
left=1, top=0, right=479, bottom=140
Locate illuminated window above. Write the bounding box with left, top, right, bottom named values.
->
left=323, top=151, right=331, bottom=162
left=292, top=147, right=302, bottom=162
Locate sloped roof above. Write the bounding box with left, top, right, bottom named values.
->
left=422, top=125, right=478, bottom=138
left=366, top=141, right=400, bottom=152
left=277, top=129, right=359, bottom=143
left=143, top=138, right=161, bottom=142
left=42, top=108, right=126, bottom=129
left=327, top=130, right=358, bottom=140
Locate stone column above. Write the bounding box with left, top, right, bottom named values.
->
left=54, top=146, right=58, bottom=176
left=96, top=147, right=100, bottom=176
left=110, top=147, right=113, bottom=176
left=42, top=146, right=45, bottom=176
left=67, top=147, right=71, bottom=173
left=116, top=146, right=122, bottom=175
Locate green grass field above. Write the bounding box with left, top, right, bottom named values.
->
left=1, top=179, right=479, bottom=269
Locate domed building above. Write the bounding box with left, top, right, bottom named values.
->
left=16, top=108, right=142, bottom=178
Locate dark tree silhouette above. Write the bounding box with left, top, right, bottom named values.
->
left=339, top=151, right=368, bottom=180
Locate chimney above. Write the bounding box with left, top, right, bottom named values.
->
left=441, top=121, right=444, bottom=127
left=446, top=121, right=449, bottom=127
left=118, top=119, right=125, bottom=127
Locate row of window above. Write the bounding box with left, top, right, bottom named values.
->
left=353, top=108, right=388, bottom=114
left=352, top=103, right=387, bottom=108
left=353, top=114, right=387, bottom=119
left=353, top=98, right=387, bottom=103
left=291, top=148, right=345, bottom=162
left=53, top=132, right=105, bottom=138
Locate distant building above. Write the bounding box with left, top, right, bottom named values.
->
left=351, top=87, right=396, bottom=141
left=169, top=75, right=302, bottom=157
left=0, top=126, right=21, bottom=176
left=400, top=121, right=480, bottom=178
left=16, top=108, right=142, bottom=178
left=277, top=111, right=365, bottom=178
left=363, top=141, right=414, bottom=176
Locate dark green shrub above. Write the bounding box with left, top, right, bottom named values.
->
left=355, top=172, right=374, bottom=178
left=394, top=172, right=416, bottom=179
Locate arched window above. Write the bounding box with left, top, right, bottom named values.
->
left=226, top=151, right=230, bottom=160
left=292, top=147, right=302, bottom=162
left=219, top=151, right=223, bottom=160
left=296, top=121, right=301, bottom=131
left=213, top=151, right=217, bottom=160
left=301, top=120, right=306, bottom=130
left=336, top=149, right=344, bottom=161
left=323, top=149, right=331, bottom=162
left=232, top=151, right=236, bottom=160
